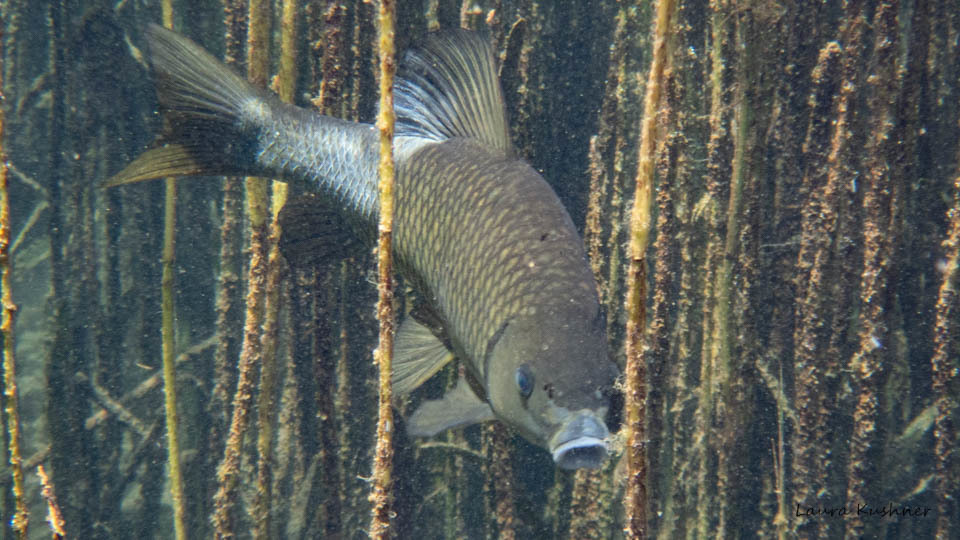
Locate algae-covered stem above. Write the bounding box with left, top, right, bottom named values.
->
left=369, top=0, right=397, bottom=538
left=253, top=0, right=299, bottom=535
left=623, top=0, right=675, bottom=537
left=845, top=1, right=900, bottom=536
left=713, top=14, right=749, bottom=537
left=932, top=173, right=960, bottom=538
left=792, top=2, right=865, bottom=536
left=157, top=1, right=187, bottom=539
left=37, top=465, right=64, bottom=538
left=213, top=0, right=273, bottom=536
left=209, top=0, right=245, bottom=522
left=0, top=16, right=28, bottom=538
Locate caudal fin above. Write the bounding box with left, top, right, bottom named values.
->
left=103, top=24, right=264, bottom=187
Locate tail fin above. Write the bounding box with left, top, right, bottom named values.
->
left=103, top=24, right=264, bottom=187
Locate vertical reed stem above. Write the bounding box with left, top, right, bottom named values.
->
left=276, top=0, right=300, bottom=104
left=214, top=0, right=273, bottom=536
left=161, top=161, right=185, bottom=540
left=158, top=3, right=187, bottom=539
left=369, top=1, right=397, bottom=538
left=713, top=16, right=749, bottom=536
left=623, top=0, right=674, bottom=538
left=0, top=17, right=27, bottom=537
left=845, top=2, right=900, bottom=536
left=792, top=4, right=865, bottom=536
left=932, top=173, right=960, bottom=539
left=335, top=260, right=353, bottom=533
left=316, top=0, right=348, bottom=115
left=253, top=177, right=288, bottom=538
left=209, top=0, right=246, bottom=527
left=253, top=2, right=298, bottom=535
left=482, top=423, right=516, bottom=539
left=37, top=465, right=64, bottom=539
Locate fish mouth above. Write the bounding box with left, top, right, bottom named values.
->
left=552, top=436, right=608, bottom=470
left=549, top=410, right=609, bottom=470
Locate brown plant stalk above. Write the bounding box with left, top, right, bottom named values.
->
left=37, top=465, right=64, bottom=539
left=253, top=178, right=288, bottom=538
left=931, top=174, right=960, bottom=539
left=213, top=0, right=273, bottom=536
left=369, top=0, right=397, bottom=537
left=623, top=0, right=675, bottom=537
left=208, top=3, right=245, bottom=530
left=483, top=423, right=516, bottom=539
left=845, top=1, right=900, bottom=537
left=791, top=3, right=866, bottom=538
left=0, top=17, right=28, bottom=537
left=210, top=0, right=247, bottom=464
left=253, top=0, right=299, bottom=535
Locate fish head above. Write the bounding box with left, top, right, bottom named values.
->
left=485, top=306, right=620, bottom=470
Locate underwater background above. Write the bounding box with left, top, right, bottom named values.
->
left=0, top=0, right=958, bottom=538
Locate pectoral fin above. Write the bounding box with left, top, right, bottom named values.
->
left=407, top=377, right=495, bottom=437
left=392, top=316, right=455, bottom=395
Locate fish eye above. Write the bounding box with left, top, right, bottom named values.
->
left=515, top=365, right=534, bottom=399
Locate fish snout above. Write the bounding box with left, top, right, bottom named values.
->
left=549, top=409, right=609, bottom=470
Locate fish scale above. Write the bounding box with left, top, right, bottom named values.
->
left=394, top=137, right=599, bottom=382
left=250, top=102, right=380, bottom=221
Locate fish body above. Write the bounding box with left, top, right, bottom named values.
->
left=108, top=25, right=619, bottom=469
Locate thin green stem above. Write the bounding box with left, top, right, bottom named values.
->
left=159, top=4, right=186, bottom=539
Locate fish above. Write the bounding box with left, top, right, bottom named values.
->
left=107, top=24, right=621, bottom=470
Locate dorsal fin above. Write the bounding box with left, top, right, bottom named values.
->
left=395, top=30, right=512, bottom=154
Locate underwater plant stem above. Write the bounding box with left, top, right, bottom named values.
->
left=584, top=7, right=628, bottom=306
left=792, top=4, right=865, bottom=537
left=315, top=0, right=347, bottom=115
left=845, top=3, right=900, bottom=537
left=569, top=468, right=602, bottom=539
left=369, top=1, right=397, bottom=538
left=482, top=424, right=516, bottom=539
left=161, top=0, right=173, bottom=28
left=161, top=172, right=186, bottom=540
left=334, top=261, right=352, bottom=533
left=210, top=0, right=246, bottom=505
left=623, top=0, right=674, bottom=537
left=158, top=5, right=187, bottom=540
left=712, top=16, right=750, bottom=537
left=253, top=184, right=287, bottom=539
left=932, top=174, right=960, bottom=538
left=253, top=1, right=298, bottom=535
left=695, top=5, right=733, bottom=535
left=276, top=0, right=300, bottom=104
left=214, top=1, right=273, bottom=537
left=772, top=361, right=787, bottom=540
left=0, top=20, right=28, bottom=537
left=37, top=465, right=64, bottom=539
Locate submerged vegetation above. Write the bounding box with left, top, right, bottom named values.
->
left=0, top=0, right=957, bottom=538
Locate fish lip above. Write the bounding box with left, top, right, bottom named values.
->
left=551, top=436, right=608, bottom=470
left=549, top=410, right=610, bottom=470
